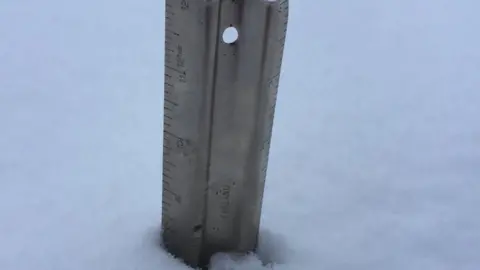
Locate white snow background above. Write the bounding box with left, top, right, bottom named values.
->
left=1, top=0, right=480, bottom=269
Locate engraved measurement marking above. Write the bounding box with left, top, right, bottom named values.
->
left=166, top=29, right=180, bottom=36
left=267, top=72, right=281, bottom=86
left=164, top=130, right=182, bottom=140
left=176, top=138, right=185, bottom=148
left=165, top=98, right=179, bottom=106
left=162, top=216, right=173, bottom=227
left=165, top=6, right=175, bottom=16
left=163, top=200, right=172, bottom=207
left=164, top=160, right=177, bottom=167
left=180, top=0, right=189, bottom=10
left=217, top=185, right=232, bottom=219
left=260, top=137, right=271, bottom=152
left=165, top=65, right=185, bottom=74
left=176, top=45, right=185, bottom=68
left=164, top=187, right=182, bottom=203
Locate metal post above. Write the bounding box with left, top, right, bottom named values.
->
left=162, top=0, right=288, bottom=267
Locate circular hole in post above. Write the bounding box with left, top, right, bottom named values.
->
left=222, top=26, right=239, bottom=44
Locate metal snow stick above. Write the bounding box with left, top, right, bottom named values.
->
left=162, top=0, right=289, bottom=267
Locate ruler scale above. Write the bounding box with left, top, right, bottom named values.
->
left=162, top=0, right=288, bottom=268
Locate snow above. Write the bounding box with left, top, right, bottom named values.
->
left=1, top=0, right=479, bottom=269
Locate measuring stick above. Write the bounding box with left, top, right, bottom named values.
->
left=162, top=0, right=288, bottom=267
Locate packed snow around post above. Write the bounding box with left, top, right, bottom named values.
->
left=1, top=0, right=479, bottom=269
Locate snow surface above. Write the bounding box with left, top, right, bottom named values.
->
left=1, top=0, right=480, bottom=269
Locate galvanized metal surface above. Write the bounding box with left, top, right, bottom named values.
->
left=162, top=0, right=288, bottom=267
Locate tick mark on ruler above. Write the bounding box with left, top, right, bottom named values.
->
left=165, top=65, right=185, bottom=75
left=164, top=188, right=182, bottom=203
left=165, top=99, right=179, bottom=106
left=164, top=130, right=181, bottom=139
left=164, top=160, right=176, bottom=167
left=166, top=29, right=180, bottom=36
